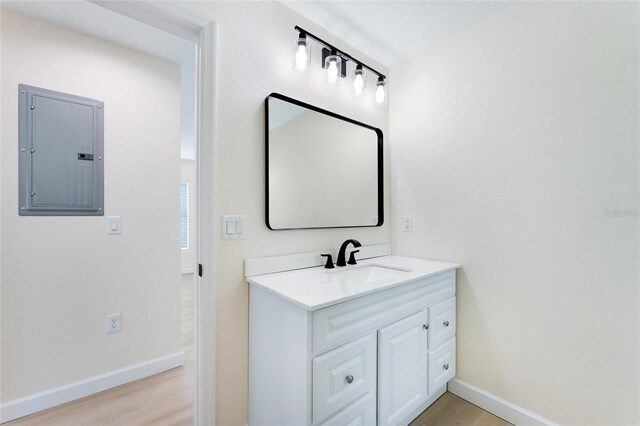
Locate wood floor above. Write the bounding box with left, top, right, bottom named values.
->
left=410, top=392, right=511, bottom=426
left=7, top=274, right=196, bottom=426
left=7, top=274, right=508, bottom=426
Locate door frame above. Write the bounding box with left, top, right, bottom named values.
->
left=90, top=2, right=218, bottom=424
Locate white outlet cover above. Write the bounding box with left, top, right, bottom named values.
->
left=106, top=313, right=121, bottom=333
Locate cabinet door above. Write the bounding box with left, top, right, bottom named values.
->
left=378, top=309, right=428, bottom=426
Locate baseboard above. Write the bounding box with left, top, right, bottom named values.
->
left=0, top=351, right=184, bottom=423
left=181, top=267, right=195, bottom=275
left=448, top=378, right=558, bottom=425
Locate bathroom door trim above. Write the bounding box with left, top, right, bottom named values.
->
left=89, top=2, right=218, bottom=424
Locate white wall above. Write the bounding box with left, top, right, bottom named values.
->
left=181, top=159, right=196, bottom=271
left=390, top=2, right=639, bottom=425
left=1, top=9, right=182, bottom=402
left=180, top=2, right=390, bottom=424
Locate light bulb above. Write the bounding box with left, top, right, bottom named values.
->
left=292, top=34, right=310, bottom=73
left=353, top=65, right=367, bottom=97
left=294, top=44, right=308, bottom=72
left=354, top=74, right=364, bottom=95
left=375, top=77, right=387, bottom=106
left=327, top=59, right=339, bottom=84
left=375, top=85, right=385, bottom=104
left=353, top=64, right=367, bottom=96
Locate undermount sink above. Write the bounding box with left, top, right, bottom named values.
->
left=326, top=265, right=410, bottom=283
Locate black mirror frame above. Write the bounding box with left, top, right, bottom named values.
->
left=265, top=92, right=384, bottom=230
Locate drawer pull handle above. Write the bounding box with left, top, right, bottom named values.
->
left=443, top=364, right=450, bottom=370
left=423, top=324, right=429, bottom=330
left=443, top=320, right=450, bottom=327
left=345, top=375, right=354, bottom=384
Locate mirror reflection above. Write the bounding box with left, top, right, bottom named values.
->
left=266, top=94, right=383, bottom=230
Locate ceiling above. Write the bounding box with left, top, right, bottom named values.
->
left=280, top=1, right=512, bottom=67
left=1, top=1, right=195, bottom=66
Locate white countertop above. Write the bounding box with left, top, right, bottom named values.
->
left=246, top=255, right=461, bottom=311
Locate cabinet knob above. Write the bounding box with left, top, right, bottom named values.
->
left=443, top=364, right=449, bottom=370
left=443, top=320, right=450, bottom=327
left=345, top=375, right=354, bottom=384
left=423, top=324, right=429, bottom=330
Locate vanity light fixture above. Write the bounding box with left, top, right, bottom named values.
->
left=293, top=25, right=388, bottom=106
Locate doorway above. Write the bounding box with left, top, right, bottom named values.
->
left=0, top=1, right=215, bottom=424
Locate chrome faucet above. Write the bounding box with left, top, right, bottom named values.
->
left=336, top=239, right=362, bottom=267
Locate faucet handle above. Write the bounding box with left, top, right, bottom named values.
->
left=347, top=250, right=360, bottom=265
left=321, top=254, right=335, bottom=269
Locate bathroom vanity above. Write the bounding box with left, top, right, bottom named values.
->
left=247, top=254, right=460, bottom=426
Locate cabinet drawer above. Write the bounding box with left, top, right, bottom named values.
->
left=313, top=271, right=455, bottom=355
left=428, top=338, right=456, bottom=394
left=428, top=297, right=456, bottom=349
left=319, top=392, right=376, bottom=426
left=313, top=333, right=377, bottom=424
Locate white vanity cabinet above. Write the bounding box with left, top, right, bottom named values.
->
left=248, top=256, right=459, bottom=426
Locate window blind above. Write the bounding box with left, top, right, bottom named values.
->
left=180, top=180, right=189, bottom=249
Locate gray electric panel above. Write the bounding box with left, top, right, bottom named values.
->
left=19, top=85, right=104, bottom=216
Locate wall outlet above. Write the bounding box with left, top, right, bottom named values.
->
left=403, top=215, right=414, bottom=232
left=106, top=313, right=121, bottom=333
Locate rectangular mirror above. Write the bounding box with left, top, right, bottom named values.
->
left=266, top=93, right=383, bottom=230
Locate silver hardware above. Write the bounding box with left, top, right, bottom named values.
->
left=423, top=324, right=429, bottom=330
left=443, top=364, right=449, bottom=370
left=98, top=208, right=103, bottom=211
left=98, top=105, right=103, bottom=109
left=98, top=156, right=103, bottom=160
left=20, top=148, right=26, bottom=152
left=443, top=320, right=449, bottom=327
left=345, top=375, right=354, bottom=384
left=20, top=207, right=26, bottom=210
left=30, top=105, right=35, bottom=110
left=21, top=90, right=26, bottom=93
left=30, top=192, right=35, bottom=196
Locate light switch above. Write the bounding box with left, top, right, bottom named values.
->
left=222, top=215, right=246, bottom=240
left=235, top=216, right=245, bottom=235
left=107, top=216, right=121, bottom=234
left=403, top=215, right=413, bottom=232
left=226, top=220, right=235, bottom=235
